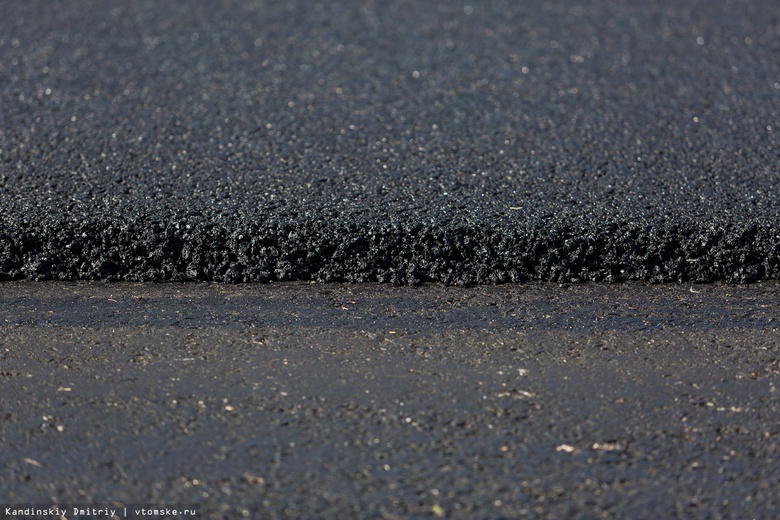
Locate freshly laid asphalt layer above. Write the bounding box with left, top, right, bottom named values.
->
left=1, top=282, right=779, bottom=519
left=2, top=2, right=780, bottom=520
left=2, top=0, right=779, bottom=283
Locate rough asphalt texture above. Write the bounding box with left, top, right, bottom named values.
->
left=1, top=282, right=780, bottom=519
left=2, top=0, right=779, bottom=283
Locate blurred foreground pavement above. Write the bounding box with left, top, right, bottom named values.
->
left=1, top=282, right=779, bottom=518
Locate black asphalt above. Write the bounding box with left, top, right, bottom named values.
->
left=2, top=2, right=780, bottom=519
left=1, top=282, right=780, bottom=519
left=2, top=0, right=779, bottom=283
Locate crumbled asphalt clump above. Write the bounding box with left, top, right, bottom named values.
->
left=2, top=1, right=779, bottom=284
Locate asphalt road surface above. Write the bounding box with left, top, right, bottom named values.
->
left=1, top=281, right=779, bottom=519
left=2, top=1, right=780, bottom=519
left=1, top=0, right=779, bottom=283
